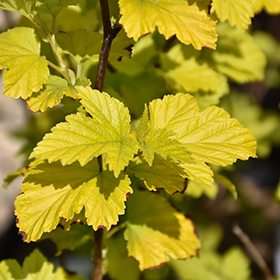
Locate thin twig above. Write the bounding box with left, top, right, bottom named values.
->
left=232, top=223, right=275, bottom=280
left=92, top=0, right=122, bottom=279
left=94, top=0, right=121, bottom=91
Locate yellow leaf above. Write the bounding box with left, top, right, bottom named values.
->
left=124, top=190, right=200, bottom=270
left=15, top=160, right=132, bottom=242
left=119, top=0, right=217, bottom=50
left=254, top=0, right=280, bottom=14
left=0, top=27, right=49, bottom=99
left=211, top=0, right=255, bottom=30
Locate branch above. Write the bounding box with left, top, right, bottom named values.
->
left=92, top=1, right=121, bottom=279
left=232, top=224, right=275, bottom=280
left=92, top=229, right=104, bottom=280
left=94, top=0, right=121, bottom=91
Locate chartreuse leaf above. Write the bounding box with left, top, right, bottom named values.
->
left=163, top=57, right=221, bottom=93
left=254, top=0, right=280, bottom=14
left=0, top=0, right=35, bottom=19
left=15, top=160, right=132, bottom=242
left=128, top=156, right=187, bottom=194
left=30, top=87, right=139, bottom=177
left=119, top=0, right=217, bottom=50
left=150, top=94, right=257, bottom=165
left=211, top=0, right=255, bottom=30
left=36, top=0, right=79, bottom=16
left=171, top=247, right=251, bottom=280
left=136, top=99, right=193, bottom=167
left=0, top=27, right=49, bottom=99
left=0, top=249, right=85, bottom=280
left=210, top=23, right=266, bottom=83
left=27, top=75, right=78, bottom=112
left=124, top=190, right=200, bottom=271
left=146, top=93, right=256, bottom=187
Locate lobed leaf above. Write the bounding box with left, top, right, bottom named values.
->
left=31, top=87, right=139, bottom=177
left=27, top=75, right=77, bottom=112
left=144, top=93, right=257, bottom=186
left=254, top=0, right=280, bottom=14
left=0, top=249, right=85, bottom=280
left=0, top=27, right=49, bottom=99
left=211, top=0, right=255, bottom=30
left=119, top=0, right=217, bottom=50
left=15, top=160, right=132, bottom=242
left=124, top=190, right=200, bottom=270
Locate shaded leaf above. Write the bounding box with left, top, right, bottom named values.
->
left=163, top=57, right=221, bottom=92
left=0, top=249, right=85, bottom=280
left=56, top=30, right=103, bottom=63
left=106, top=233, right=140, bottom=280
left=128, top=156, right=187, bottom=194
left=42, top=224, right=93, bottom=256
left=119, top=0, right=217, bottom=50
left=36, top=0, right=79, bottom=16
left=171, top=247, right=251, bottom=280
left=0, top=27, right=49, bottom=99
left=210, top=23, right=266, bottom=83
left=15, top=160, right=132, bottom=242
left=124, top=190, right=200, bottom=270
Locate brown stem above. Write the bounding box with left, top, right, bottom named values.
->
left=232, top=224, right=275, bottom=280
left=92, top=1, right=121, bottom=279
left=94, top=0, right=121, bottom=91
left=92, top=229, right=104, bottom=280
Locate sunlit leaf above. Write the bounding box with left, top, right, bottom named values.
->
left=211, top=0, right=255, bottom=30
left=146, top=93, right=257, bottom=186
left=119, top=0, right=217, bottom=50
left=30, top=87, right=139, bottom=177
left=0, top=27, right=49, bottom=99
left=124, top=190, right=200, bottom=270
left=27, top=75, right=77, bottom=112
left=182, top=161, right=214, bottom=187
left=15, top=160, right=132, bottom=242
left=254, top=0, right=280, bottom=14
left=0, top=249, right=85, bottom=280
